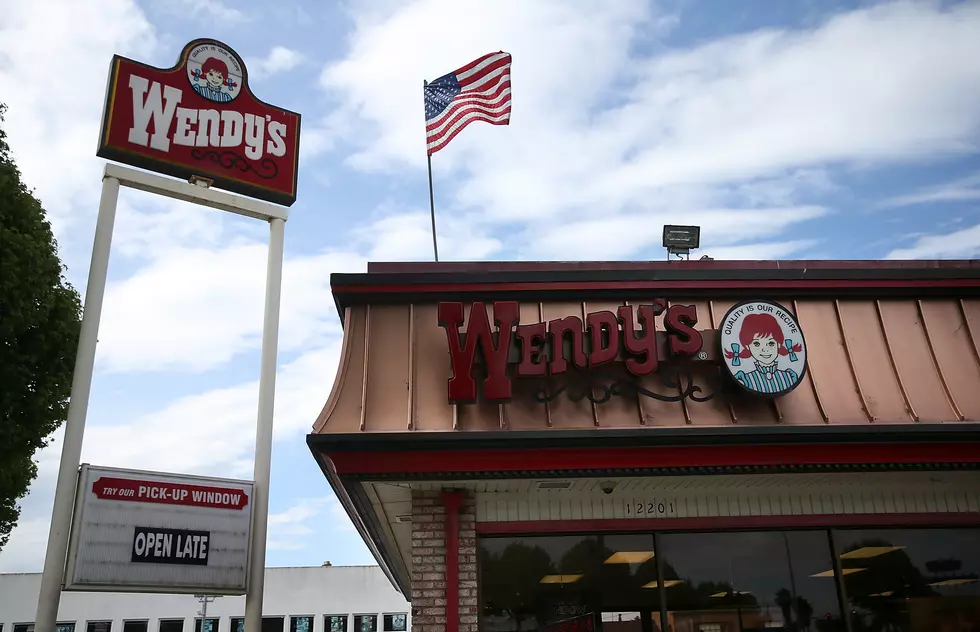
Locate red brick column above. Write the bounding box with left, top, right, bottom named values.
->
left=457, top=495, right=478, bottom=632
left=410, top=490, right=478, bottom=632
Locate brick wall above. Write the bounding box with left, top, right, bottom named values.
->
left=411, top=490, right=478, bottom=632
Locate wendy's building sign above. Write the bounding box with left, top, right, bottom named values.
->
left=97, top=39, right=301, bottom=206
left=719, top=300, right=807, bottom=397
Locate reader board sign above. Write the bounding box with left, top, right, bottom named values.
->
left=64, top=464, right=253, bottom=594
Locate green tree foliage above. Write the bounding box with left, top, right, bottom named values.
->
left=0, top=103, right=82, bottom=551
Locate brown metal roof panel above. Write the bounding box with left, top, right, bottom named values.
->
left=795, top=300, right=869, bottom=424
left=838, top=300, right=911, bottom=423
left=924, top=299, right=980, bottom=422
left=313, top=306, right=367, bottom=433
left=407, top=304, right=454, bottom=431
left=365, top=305, right=412, bottom=431
left=882, top=301, right=960, bottom=423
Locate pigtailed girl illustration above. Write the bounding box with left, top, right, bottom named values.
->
left=724, top=312, right=804, bottom=394
left=191, top=57, right=237, bottom=103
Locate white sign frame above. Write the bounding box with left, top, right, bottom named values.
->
left=64, top=464, right=254, bottom=595
left=35, top=163, right=285, bottom=632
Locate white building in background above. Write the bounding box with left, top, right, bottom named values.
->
left=0, top=566, right=409, bottom=632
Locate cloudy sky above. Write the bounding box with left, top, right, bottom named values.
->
left=1, top=0, right=979, bottom=572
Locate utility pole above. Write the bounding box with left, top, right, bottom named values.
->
left=196, top=595, right=220, bottom=632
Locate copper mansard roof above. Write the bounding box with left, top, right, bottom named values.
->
left=313, top=259, right=980, bottom=433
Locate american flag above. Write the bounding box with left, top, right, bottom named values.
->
left=424, top=52, right=512, bottom=155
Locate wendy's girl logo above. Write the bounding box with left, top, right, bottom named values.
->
left=719, top=300, right=807, bottom=396
left=186, top=43, right=243, bottom=103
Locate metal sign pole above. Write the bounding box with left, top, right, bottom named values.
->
left=243, top=217, right=285, bottom=632
left=34, top=164, right=288, bottom=631
left=34, top=174, right=121, bottom=632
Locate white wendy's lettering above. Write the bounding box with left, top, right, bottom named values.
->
left=127, top=75, right=287, bottom=160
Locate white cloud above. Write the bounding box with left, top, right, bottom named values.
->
left=81, top=339, right=345, bottom=476
left=317, top=0, right=980, bottom=256
left=160, top=0, right=247, bottom=23
left=268, top=497, right=353, bottom=551
left=887, top=223, right=980, bottom=259
left=0, top=0, right=157, bottom=245
left=249, top=46, right=305, bottom=80
left=96, top=243, right=364, bottom=373
left=0, top=517, right=51, bottom=571
left=879, top=172, right=980, bottom=208
left=352, top=208, right=503, bottom=261
left=515, top=206, right=827, bottom=260
left=701, top=239, right=819, bottom=261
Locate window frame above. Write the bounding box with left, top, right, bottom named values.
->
left=85, top=622, right=112, bottom=632
left=381, top=614, right=407, bottom=632
left=122, top=621, right=149, bottom=632
left=352, top=615, right=378, bottom=632
left=158, top=619, right=185, bottom=632
left=288, top=616, right=314, bottom=632
left=323, top=614, right=348, bottom=632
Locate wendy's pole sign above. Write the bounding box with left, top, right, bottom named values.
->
left=36, top=39, right=294, bottom=632
left=97, top=39, right=301, bottom=205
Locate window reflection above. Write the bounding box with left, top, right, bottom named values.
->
left=479, top=534, right=660, bottom=632
left=657, top=531, right=845, bottom=631
left=833, top=528, right=980, bottom=631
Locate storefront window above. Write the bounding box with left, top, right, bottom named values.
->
left=833, top=527, right=980, bottom=631
left=479, top=534, right=660, bottom=632
left=657, top=531, right=845, bottom=631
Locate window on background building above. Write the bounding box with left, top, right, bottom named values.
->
left=324, top=615, right=347, bottom=632
left=833, top=527, right=980, bottom=631
left=159, top=620, right=184, bottom=632
left=87, top=622, right=112, bottom=632
left=123, top=622, right=148, bottom=632
left=382, top=615, right=406, bottom=632
left=55, top=623, right=75, bottom=632
left=353, top=616, right=376, bottom=632
left=230, top=619, right=244, bottom=632
left=656, top=531, right=846, bottom=631
left=195, top=619, right=219, bottom=632
left=13, top=625, right=33, bottom=632
left=261, top=617, right=284, bottom=632
left=289, top=618, right=313, bottom=632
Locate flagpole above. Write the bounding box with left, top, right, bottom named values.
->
left=424, top=79, right=439, bottom=262
left=426, top=152, right=439, bottom=262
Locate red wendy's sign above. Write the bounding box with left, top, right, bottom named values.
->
left=438, top=300, right=703, bottom=403
left=97, top=39, right=301, bottom=206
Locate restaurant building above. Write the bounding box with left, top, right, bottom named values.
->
left=307, top=260, right=980, bottom=632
